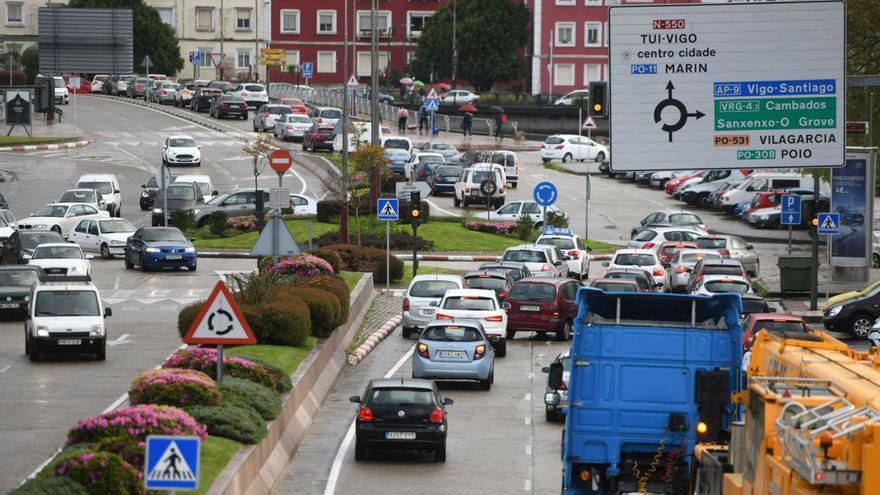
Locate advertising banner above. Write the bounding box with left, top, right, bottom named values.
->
left=831, top=148, right=875, bottom=268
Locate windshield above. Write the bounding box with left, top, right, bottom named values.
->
left=704, top=265, right=743, bottom=276
left=634, top=231, right=657, bottom=242
left=669, top=213, right=702, bottom=224
left=508, top=282, right=556, bottom=301
left=320, top=109, right=342, bottom=118
left=409, top=280, right=459, bottom=298
left=0, top=270, right=38, bottom=286
left=291, top=115, right=311, bottom=123
left=99, top=219, right=135, bottom=234
left=34, top=205, right=67, bottom=218
left=384, top=139, right=410, bottom=150
left=35, top=290, right=99, bottom=317
left=169, top=138, right=197, bottom=147
left=77, top=181, right=113, bottom=194
left=368, top=388, right=434, bottom=406
left=162, top=186, right=196, bottom=201
left=59, top=191, right=95, bottom=203
left=442, top=296, right=495, bottom=311
left=503, top=250, right=547, bottom=263
left=545, top=136, right=564, bottom=145
left=539, top=237, right=575, bottom=250
left=143, top=228, right=188, bottom=243
left=614, top=253, right=656, bottom=266
left=741, top=299, right=767, bottom=314
left=465, top=277, right=506, bottom=291
left=754, top=320, right=807, bottom=334
left=592, top=281, right=638, bottom=292
left=245, top=84, right=265, bottom=92
left=21, top=233, right=63, bottom=250
left=696, top=238, right=727, bottom=249
left=33, top=245, right=82, bottom=259
left=704, top=281, right=749, bottom=294
left=420, top=155, right=444, bottom=163
left=432, top=143, right=454, bottom=150
left=422, top=326, right=482, bottom=342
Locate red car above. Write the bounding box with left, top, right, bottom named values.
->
left=742, top=313, right=810, bottom=351
left=301, top=124, right=334, bottom=152
left=503, top=278, right=582, bottom=341
left=656, top=241, right=698, bottom=265
left=665, top=171, right=705, bottom=195
left=64, top=75, right=91, bottom=93
left=280, top=97, right=309, bottom=114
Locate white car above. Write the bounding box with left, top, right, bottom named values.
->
left=253, top=104, right=293, bottom=132
left=0, top=217, right=15, bottom=244
left=401, top=274, right=465, bottom=339
left=501, top=244, right=567, bottom=278
left=231, top=83, right=268, bottom=108
left=289, top=194, right=318, bottom=216
left=162, top=135, right=202, bottom=167
left=311, top=106, right=343, bottom=129
left=604, top=249, right=667, bottom=288
left=69, top=218, right=136, bottom=258
left=76, top=174, right=122, bottom=217
left=405, top=152, right=446, bottom=181
left=435, top=288, right=507, bottom=356
left=540, top=134, right=608, bottom=163
left=28, top=243, right=93, bottom=276
left=17, top=203, right=109, bottom=239
left=453, top=163, right=507, bottom=209
left=174, top=174, right=214, bottom=202
left=554, top=89, right=589, bottom=106
left=440, top=90, right=479, bottom=105
left=536, top=228, right=591, bottom=280
left=690, top=274, right=753, bottom=296
left=273, top=114, right=314, bottom=141
left=627, top=226, right=708, bottom=251
left=487, top=200, right=566, bottom=229
left=90, top=74, right=109, bottom=93
left=57, top=189, right=106, bottom=211
left=52, top=76, right=70, bottom=104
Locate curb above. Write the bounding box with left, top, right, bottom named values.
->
left=0, top=139, right=91, bottom=152
left=348, top=314, right=402, bottom=365
left=199, top=251, right=256, bottom=259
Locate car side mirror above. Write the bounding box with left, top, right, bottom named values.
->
left=769, top=307, right=777, bottom=313
left=601, top=261, right=609, bottom=267
left=104, top=307, right=112, bottom=317
left=212, top=191, right=219, bottom=196
left=141, top=184, right=146, bottom=189
left=586, top=247, right=593, bottom=253
left=162, top=144, right=167, bottom=149
left=499, top=290, right=508, bottom=299
left=114, top=189, right=120, bottom=194
left=662, top=262, right=671, bottom=268
left=65, top=213, right=73, bottom=218
left=443, top=397, right=454, bottom=406
left=349, top=395, right=361, bottom=403
left=541, top=366, right=550, bottom=374
left=548, top=361, right=564, bottom=389
left=554, top=260, right=563, bottom=266
left=502, top=301, right=512, bottom=310
left=198, top=145, right=202, bottom=149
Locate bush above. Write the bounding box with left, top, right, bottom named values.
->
left=226, top=216, right=258, bottom=232
left=186, top=404, right=267, bottom=444
left=255, top=301, right=312, bottom=346
left=291, top=274, right=350, bottom=323
left=514, top=214, right=533, bottom=241
left=170, top=209, right=195, bottom=232
left=229, top=271, right=283, bottom=305
left=177, top=302, right=203, bottom=339
left=207, top=211, right=228, bottom=236
left=265, top=254, right=335, bottom=277
left=280, top=286, right=343, bottom=337
left=220, top=377, right=281, bottom=420
left=309, top=248, right=341, bottom=273
left=398, top=200, right=431, bottom=224
left=323, top=244, right=403, bottom=283
left=546, top=210, right=569, bottom=228
left=11, top=476, right=89, bottom=495
left=67, top=405, right=207, bottom=445
left=53, top=451, right=142, bottom=495
left=316, top=200, right=370, bottom=222
left=128, top=369, right=219, bottom=408
left=464, top=220, right=517, bottom=237
left=313, top=230, right=433, bottom=251
left=164, top=347, right=291, bottom=393
left=91, top=436, right=145, bottom=471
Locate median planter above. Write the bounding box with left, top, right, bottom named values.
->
left=128, top=369, right=220, bottom=408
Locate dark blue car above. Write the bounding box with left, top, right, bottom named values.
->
left=124, top=227, right=197, bottom=271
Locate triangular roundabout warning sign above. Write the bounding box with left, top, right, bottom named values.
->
left=183, top=281, right=256, bottom=345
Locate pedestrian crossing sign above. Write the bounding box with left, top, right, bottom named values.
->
left=377, top=198, right=399, bottom=221
left=145, top=435, right=200, bottom=491
left=817, top=212, right=840, bottom=235
left=425, top=99, right=439, bottom=112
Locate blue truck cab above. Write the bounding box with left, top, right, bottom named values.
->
left=557, top=289, right=742, bottom=494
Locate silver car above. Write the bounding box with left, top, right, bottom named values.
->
left=402, top=274, right=464, bottom=339
left=253, top=104, right=293, bottom=132
left=694, top=234, right=760, bottom=276
left=542, top=348, right=570, bottom=422
left=420, top=142, right=461, bottom=164
left=667, top=249, right=723, bottom=292
left=411, top=321, right=495, bottom=390
left=273, top=114, right=313, bottom=141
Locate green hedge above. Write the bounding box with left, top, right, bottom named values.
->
left=164, top=346, right=292, bottom=393
left=316, top=200, right=370, bottom=222
left=12, top=477, right=88, bottom=495
left=178, top=300, right=311, bottom=348
left=308, top=248, right=342, bottom=273
left=91, top=436, right=144, bottom=472
left=220, top=377, right=281, bottom=420
left=128, top=369, right=219, bottom=409
left=291, top=274, right=350, bottom=323
left=323, top=244, right=403, bottom=283
left=52, top=451, right=141, bottom=495
left=186, top=404, right=267, bottom=444
left=280, top=286, right=343, bottom=337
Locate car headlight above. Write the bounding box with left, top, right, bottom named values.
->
left=32, top=224, right=49, bottom=230
left=759, top=215, right=768, bottom=220
left=168, top=151, right=176, bottom=157
left=23, top=295, right=29, bottom=302
left=145, top=247, right=161, bottom=253
left=192, top=209, right=200, bottom=215
left=827, top=305, right=842, bottom=317
left=184, top=247, right=196, bottom=253
left=142, top=191, right=150, bottom=198
left=90, top=324, right=104, bottom=337
left=36, top=326, right=49, bottom=337
left=152, top=208, right=163, bottom=214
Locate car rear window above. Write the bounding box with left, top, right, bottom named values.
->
left=369, top=388, right=434, bottom=406
left=592, top=281, right=638, bottom=292
left=696, top=238, right=727, bottom=249
left=508, top=282, right=556, bottom=301
left=0, top=270, right=38, bottom=286
left=320, top=109, right=342, bottom=118
left=21, top=233, right=64, bottom=250
left=409, top=280, right=459, bottom=298
left=614, top=253, right=656, bottom=266
left=752, top=320, right=807, bottom=334
left=245, top=84, right=265, bottom=92
left=268, top=106, right=292, bottom=114
left=634, top=230, right=657, bottom=242
left=503, top=250, right=547, bottom=263
left=669, top=213, right=701, bottom=224
left=545, top=136, right=564, bottom=145
left=539, top=238, right=575, bottom=250
left=422, top=326, right=482, bottom=342
left=605, top=272, right=650, bottom=290
left=384, top=139, right=410, bottom=150
left=442, top=296, right=495, bottom=311
left=681, top=252, right=721, bottom=263
left=465, top=276, right=506, bottom=291
left=741, top=298, right=768, bottom=314
left=704, top=265, right=743, bottom=276
left=704, top=280, right=749, bottom=294
left=437, top=166, right=462, bottom=176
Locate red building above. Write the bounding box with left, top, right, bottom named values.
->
left=270, top=0, right=442, bottom=85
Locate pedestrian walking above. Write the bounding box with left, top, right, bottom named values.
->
left=462, top=112, right=473, bottom=137
left=419, top=104, right=429, bottom=134
left=397, top=107, right=409, bottom=133
left=494, top=112, right=505, bottom=140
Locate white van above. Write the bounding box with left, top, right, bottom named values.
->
left=331, top=122, right=392, bottom=152
left=717, top=173, right=818, bottom=212
left=76, top=174, right=122, bottom=217
left=174, top=175, right=215, bottom=202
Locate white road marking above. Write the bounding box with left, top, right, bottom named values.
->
left=524, top=479, right=532, bottom=491
left=524, top=393, right=531, bottom=402
left=427, top=199, right=461, bottom=217
left=525, top=444, right=532, bottom=456
left=108, top=334, right=131, bottom=347
left=113, top=146, right=156, bottom=173
left=324, top=344, right=415, bottom=495
left=524, top=416, right=532, bottom=426
left=290, top=167, right=308, bottom=195
left=0, top=365, right=10, bottom=373
left=113, top=274, right=120, bottom=290
left=102, top=393, right=129, bottom=414
left=94, top=97, right=218, bottom=133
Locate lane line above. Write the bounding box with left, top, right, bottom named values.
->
left=524, top=393, right=531, bottom=402
left=113, top=146, right=156, bottom=173
left=525, top=444, right=532, bottom=456
left=0, top=365, right=10, bottom=373
left=524, top=416, right=532, bottom=426
left=113, top=274, right=120, bottom=290
left=108, top=334, right=131, bottom=347
left=524, top=479, right=532, bottom=492
left=427, top=199, right=461, bottom=218
left=323, top=343, right=414, bottom=495
left=90, top=97, right=217, bottom=133
left=290, top=168, right=309, bottom=195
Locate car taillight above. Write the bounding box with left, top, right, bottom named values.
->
left=264, top=112, right=270, bottom=118
left=429, top=407, right=445, bottom=423
left=287, top=124, right=294, bottom=129
left=474, top=344, right=486, bottom=360
left=642, top=242, right=655, bottom=249
left=417, top=343, right=429, bottom=358
left=676, top=266, right=688, bottom=274
left=551, top=307, right=561, bottom=317
left=541, top=264, right=552, bottom=271
left=402, top=298, right=410, bottom=311
left=485, top=315, right=503, bottom=322
left=555, top=144, right=565, bottom=150
left=386, top=159, right=393, bottom=166
left=719, top=249, right=730, bottom=257
left=358, top=406, right=374, bottom=422
left=160, top=90, right=167, bottom=94
left=464, top=187, right=470, bottom=193
left=436, top=313, right=453, bottom=320
left=567, top=250, right=579, bottom=259
left=653, top=268, right=665, bottom=276
left=558, top=381, right=568, bottom=391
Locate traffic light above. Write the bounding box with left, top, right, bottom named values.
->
left=588, top=81, right=607, bottom=117
left=410, top=191, right=421, bottom=219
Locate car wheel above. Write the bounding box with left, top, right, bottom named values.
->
left=124, top=252, right=134, bottom=269
left=850, top=314, right=873, bottom=338
left=873, top=253, right=880, bottom=269
left=302, top=143, right=309, bottom=151
left=752, top=259, right=760, bottom=277
left=402, top=327, right=411, bottom=339
left=480, top=376, right=491, bottom=391
left=462, top=196, right=470, bottom=208
left=24, top=332, right=30, bottom=355
left=595, top=152, right=606, bottom=162
left=546, top=408, right=556, bottom=422
left=511, top=182, right=518, bottom=189
left=496, top=339, right=507, bottom=357
left=453, top=195, right=461, bottom=208
left=354, top=439, right=368, bottom=461
left=562, top=153, right=573, bottom=163
left=434, top=442, right=446, bottom=463
left=557, top=320, right=572, bottom=341
left=253, top=122, right=258, bottom=132
left=51, top=225, right=62, bottom=235
left=189, top=264, right=197, bottom=272
left=542, top=158, right=551, bottom=163
left=29, top=341, right=39, bottom=362
left=534, top=222, right=544, bottom=231
left=506, top=329, right=516, bottom=340
left=100, top=244, right=112, bottom=259
left=95, top=343, right=106, bottom=361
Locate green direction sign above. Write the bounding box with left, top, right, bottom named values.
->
left=715, top=97, right=836, bottom=131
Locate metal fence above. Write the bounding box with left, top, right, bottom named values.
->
left=268, top=83, right=517, bottom=139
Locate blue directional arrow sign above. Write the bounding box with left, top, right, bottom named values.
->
left=302, top=62, right=313, bottom=78
left=533, top=181, right=558, bottom=207
left=817, top=212, right=840, bottom=235
left=377, top=198, right=399, bottom=221
left=145, top=435, right=200, bottom=491
left=780, top=194, right=801, bottom=226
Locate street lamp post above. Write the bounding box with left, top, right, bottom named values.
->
left=370, top=0, right=380, bottom=147
left=452, top=0, right=457, bottom=89
left=340, top=0, right=350, bottom=243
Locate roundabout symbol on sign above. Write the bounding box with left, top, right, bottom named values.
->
left=533, top=181, right=558, bottom=207
left=208, top=309, right=234, bottom=335
left=653, top=80, right=705, bottom=142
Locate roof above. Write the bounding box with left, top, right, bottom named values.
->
left=167, top=135, right=195, bottom=140
left=508, top=244, right=549, bottom=251
left=516, top=277, right=570, bottom=286
left=604, top=267, right=652, bottom=276
left=590, top=279, right=640, bottom=288
left=463, top=270, right=509, bottom=279
left=408, top=274, right=463, bottom=285
left=77, top=174, right=117, bottom=181
left=443, top=288, right=497, bottom=298
left=613, top=248, right=656, bottom=255
left=700, top=258, right=745, bottom=267
left=368, top=378, right=435, bottom=390
left=746, top=312, right=804, bottom=322
left=33, top=242, right=78, bottom=249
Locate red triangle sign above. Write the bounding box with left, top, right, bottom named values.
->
left=183, top=281, right=256, bottom=345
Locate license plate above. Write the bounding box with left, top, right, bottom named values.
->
left=439, top=351, right=465, bottom=359
left=520, top=305, right=541, bottom=311
left=166, top=255, right=182, bottom=260
left=0, top=303, right=18, bottom=308
left=385, top=431, right=416, bottom=440
left=58, top=339, right=81, bottom=346
left=420, top=308, right=435, bottom=316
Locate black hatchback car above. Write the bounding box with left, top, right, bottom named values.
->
left=1, top=231, right=66, bottom=265
left=462, top=270, right=515, bottom=301
left=140, top=174, right=177, bottom=210
left=478, top=261, right=532, bottom=282
left=0, top=265, right=43, bottom=314
left=350, top=378, right=453, bottom=462
left=190, top=88, right=222, bottom=112
left=210, top=95, right=248, bottom=119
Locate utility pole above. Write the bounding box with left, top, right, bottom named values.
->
left=340, top=0, right=350, bottom=244
left=254, top=0, right=259, bottom=81
left=452, top=0, right=457, bottom=89
left=370, top=0, right=379, bottom=147
left=219, top=0, right=225, bottom=80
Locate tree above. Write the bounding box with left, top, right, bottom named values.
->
left=239, top=134, right=274, bottom=228
left=19, top=45, right=39, bottom=83
left=412, top=0, right=530, bottom=92
left=67, top=0, right=183, bottom=75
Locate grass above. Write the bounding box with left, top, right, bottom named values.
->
left=194, top=219, right=336, bottom=249
left=543, top=161, right=589, bottom=176
left=338, top=271, right=363, bottom=291
left=193, top=436, right=244, bottom=495
left=225, top=339, right=316, bottom=377
left=0, top=136, right=77, bottom=146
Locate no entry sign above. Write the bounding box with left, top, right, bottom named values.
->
left=269, top=149, right=293, bottom=174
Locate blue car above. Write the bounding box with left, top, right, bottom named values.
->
left=124, top=227, right=197, bottom=271
left=411, top=320, right=495, bottom=390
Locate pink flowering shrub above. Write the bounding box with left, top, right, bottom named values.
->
left=128, top=369, right=219, bottom=408
left=53, top=451, right=142, bottom=495
left=164, top=346, right=291, bottom=393
left=226, top=216, right=258, bottom=232
left=463, top=221, right=517, bottom=237
left=265, top=254, right=335, bottom=277
left=67, top=404, right=208, bottom=445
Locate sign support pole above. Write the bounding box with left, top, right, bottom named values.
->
left=161, top=165, right=170, bottom=227
left=386, top=221, right=390, bottom=290
left=542, top=206, right=547, bottom=227
left=788, top=225, right=792, bottom=255
left=216, top=344, right=224, bottom=385
left=412, top=221, right=419, bottom=277
left=826, top=235, right=831, bottom=300
left=810, top=171, right=820, bottom=310
left=577, top=107, right=582, bottom=162
left=585, top=174, right=591, bottom=239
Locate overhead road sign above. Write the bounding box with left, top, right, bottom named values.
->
left=780, top=194, right=801, bottom=226
left=377, top=198, right=399, bottom=221
left=145, top=435, right=200, bottom=491
left=608, top=1, right=845, bottom=171
left=183, top=281, right=256, bottom=345
left=395, top=181, right=431, bottom=199
left=817, top=213, right=840, bottom=236
left=533, top=182, right=558, bottom=207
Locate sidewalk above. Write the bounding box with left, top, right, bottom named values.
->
left=402, top=131, right=542, bottom=152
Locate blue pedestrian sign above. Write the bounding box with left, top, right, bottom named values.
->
left=425, top=99, right=439, bottom=112
left=780, top=194, right=801, bottom=226
left=533, top=182, right=558, bottom=207
left=145, top=435, right=201, bottom=491
left=377, top=198, right=399, bottom=221
left=817, top=213, right=840, bottom=235
left=302, top=62, right=313, bottom=79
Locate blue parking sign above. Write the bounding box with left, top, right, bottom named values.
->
left=145, top=436, right=200, bottom=491
left=302, top=62, right=313, bottom=79
left=780, top=194, right=801, bottom=226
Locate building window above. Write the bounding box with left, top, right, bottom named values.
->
left=585, top=0, right=602, bottom=5
left=407, top=12, right=432, bottom=38
left=155, top=7, right=174, bottom=28
left=316, top=10, right=337, bottom=34
left=556, top=0, right=575, bottom=5
left=604, top=21, right=609, bottom=46
left=584, top=22, right=601, bottom=47
left=317, top=51, right=336, bottom=73
left=286, top=50, right=300, bottom=69
left=356, top=10, right=391, bottom=35
left=198, top=47, right=213, bottom=69
left=236, top=49, right=252, bottom=69
left=356, top=51, right=390, bottom=77
left=280, top=9, right=300, bottom=34
left=195, top=7, right=214, bottom=32
left=236, top=8, right=252, bottom=31
left=555, top=22, right=575, bottom=47
left=5, top=2, right=23, bottom=26
left=583, top=64, right=601, bottom=85
left=554, top=63, right=575, bottom=86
